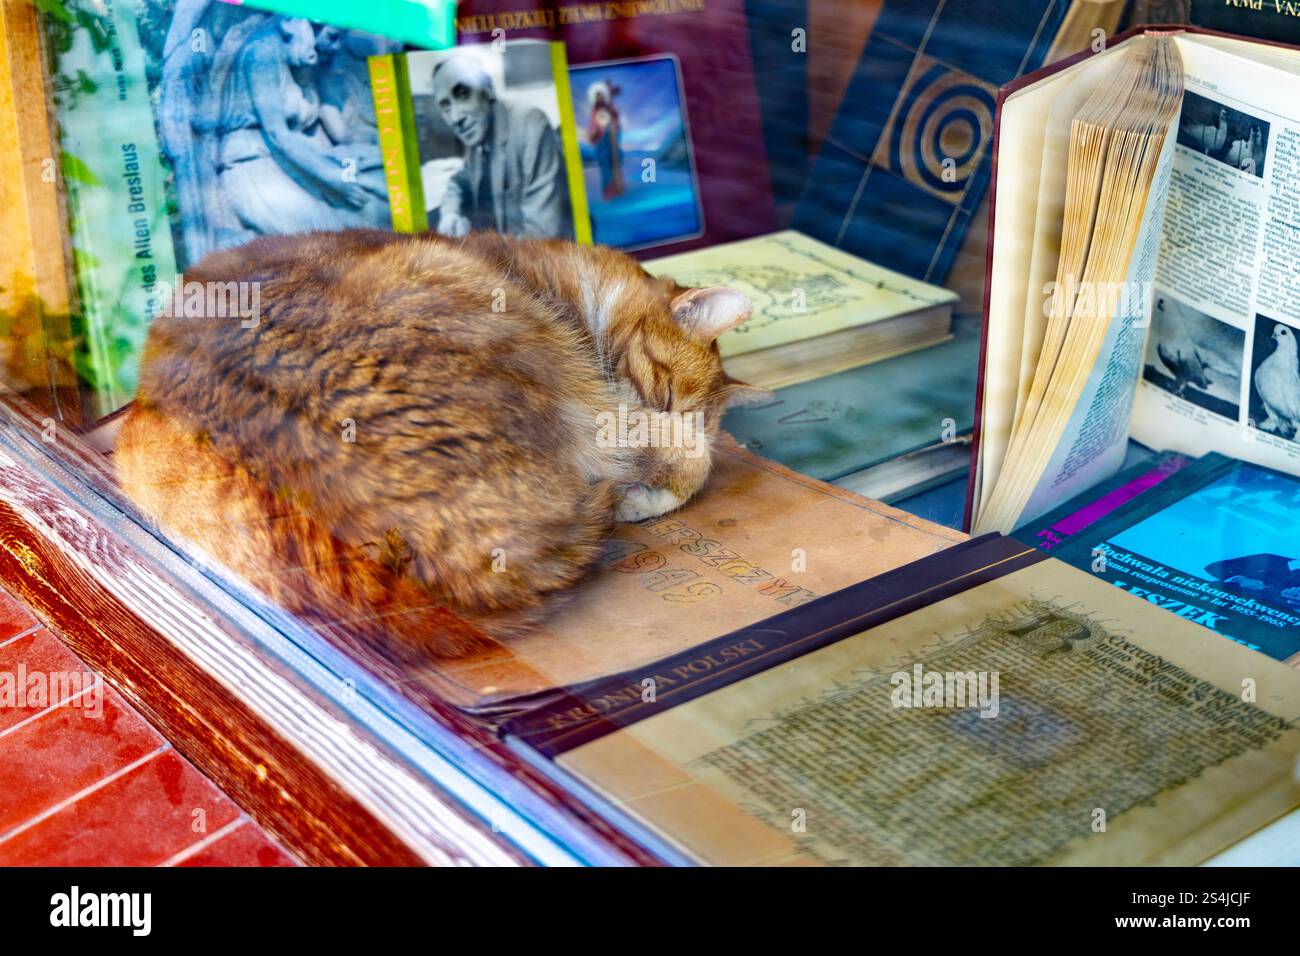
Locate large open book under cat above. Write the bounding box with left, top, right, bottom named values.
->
left=421, top=438, right=964, bottom=712
left=969, top=27, right=1300, bottom=534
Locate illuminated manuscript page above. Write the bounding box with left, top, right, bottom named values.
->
left=558, top=559, right=1300, bottom=865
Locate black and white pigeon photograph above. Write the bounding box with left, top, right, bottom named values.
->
left=1250, top=315, right=1300, bottom=441
left=1177, top=89, right=1270, bottom=178
left=1143, top=293, right=1245, bottom=420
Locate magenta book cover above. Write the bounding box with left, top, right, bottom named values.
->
left=454, top=0, right=777, bottom=255
left=1014, top=453, right=1193, bottom=553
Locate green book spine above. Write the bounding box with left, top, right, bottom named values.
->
left=370, top=53, right=428, bottom=233
left=225, top=0, right=457, bottom=49
left=42, top=0, right=180, bottom=417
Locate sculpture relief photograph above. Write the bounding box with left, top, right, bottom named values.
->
left=146, top=0, right=400, bottom=265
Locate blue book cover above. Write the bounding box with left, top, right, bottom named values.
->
left=722, top=317, right=978, bottom=481
left=1048, top=454, right=1300, bottom=664
left=792, top=0, right=1074, bottom=284
left=745, top=0, right=811, bottom=212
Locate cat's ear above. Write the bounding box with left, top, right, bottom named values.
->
left=721, top=374, right=775, bottom=409
left=724, top=383, right=776, bottom=409
left=670, top=286, right=752, bottom=342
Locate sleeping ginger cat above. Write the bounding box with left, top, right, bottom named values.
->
left=115, top=230, right=758, bottom=658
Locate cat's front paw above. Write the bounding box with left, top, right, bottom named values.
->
left=615, top=483, right=685, bottom=522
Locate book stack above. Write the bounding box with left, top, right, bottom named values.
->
left=643, top=229, right=976, bottom=505
left=645, top=231, right=957, bottom=392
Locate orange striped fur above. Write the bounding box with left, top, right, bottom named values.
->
left=115, top=230, right=756, bottom=655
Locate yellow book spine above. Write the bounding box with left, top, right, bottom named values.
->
left=550, top=42, right=592, bottom=245
left=370, top=54, right=428, bottom=233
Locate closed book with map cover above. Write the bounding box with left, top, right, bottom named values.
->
left=792, top=0, right=1125, bottom=286
left=646, top=228, right=957, bottom=394
left=504, top=534, right=1300, bottom=865
left=645, top=230, right=957, bottom=389
left=453, top=0, right=777, bottom=256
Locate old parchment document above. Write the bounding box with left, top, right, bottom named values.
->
left=557, top=558, right=1300, bottom=865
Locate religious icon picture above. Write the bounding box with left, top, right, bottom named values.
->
left=569, top=54, right=704, bottom=251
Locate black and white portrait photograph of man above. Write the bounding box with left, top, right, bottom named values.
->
left=407, top=43, right=574, bottom=240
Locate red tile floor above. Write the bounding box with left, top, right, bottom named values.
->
left=0, top=586, right=298, bottom=866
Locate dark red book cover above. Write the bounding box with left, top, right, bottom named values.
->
left=454, top=0, right=777, bottom=256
